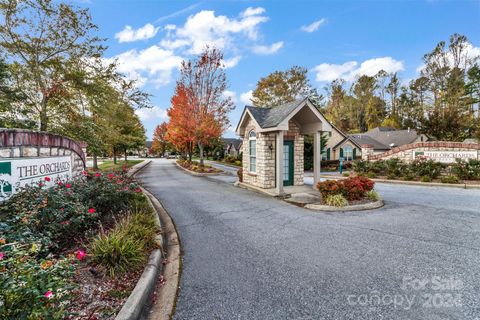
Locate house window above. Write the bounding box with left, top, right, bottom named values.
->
left=343, top=145, right=353, bottom=161
left=249, top=131, right=256, bottom=172
left=321, top=148, right=328, bottom=160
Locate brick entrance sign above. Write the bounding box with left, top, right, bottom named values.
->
left=366, top=141, right=480, bottom=163
left=0, top=129, right=86, bottom=200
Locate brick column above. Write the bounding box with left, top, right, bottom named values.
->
left=313, top=131, right=321, bottom=186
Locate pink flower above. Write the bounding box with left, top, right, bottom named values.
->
left=44, top=177, right=51, bottom=182
left=75, top=250, right=86, bottom=260
left=58, top=181, right=63, bottom=186
left=95, top=173, right=101, bottom=177
left=38, top=183, right=44, bottom=187
left=135, top=188, right=142, bottom=193
left=65, top=183, right=72, bottom=189
left=82, top=170, right=88, bottom=176
left=44, top=290, right=53, bottom=299
left=0, top=252, right=4, bottom=260
left=107, top=173, right=115, bottom=180
left=88, top=208, right=96, bottom=214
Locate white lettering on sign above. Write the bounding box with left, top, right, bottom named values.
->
left=0, top=156, right=72, bottom=201
left=414, top=150, right=478, bottom=163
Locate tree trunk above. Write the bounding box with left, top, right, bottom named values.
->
left=40, top=96, right=49, bottom=132
left=198, top=142, right=204, bottom=166
left=113, top=147, right=117, bottom=165
left=124, top=148, right=128, bottom=162
left=93, top=153, right=98, bottom=170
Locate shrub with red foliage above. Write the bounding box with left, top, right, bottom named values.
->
left=316, top=176, right=375, bottom=201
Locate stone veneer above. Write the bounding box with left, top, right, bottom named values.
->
left=0, top=129, right=86, bottom=177
left=242, top=118, right=304, bottom=189
left=367, top=141, right=480, bottom=162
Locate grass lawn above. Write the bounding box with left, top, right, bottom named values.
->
left=97, top=159, right=144, bottom=171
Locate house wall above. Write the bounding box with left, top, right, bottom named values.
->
left=241, top=118, right=304, bottom=189
left=242, top=117, right=276, bottom=189
left=325, top=127, right=345, bottom=160
left=333, top=140, right=361, bottom=160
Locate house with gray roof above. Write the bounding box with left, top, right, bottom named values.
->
left=325, top=125, right=431, bottom=161
left=236, top=98, right=332, bottom=195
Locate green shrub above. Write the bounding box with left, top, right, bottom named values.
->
left=451, top=159, right=480, bottom=180
left=402, top=173, right=415, bottom=181
left=420, top=176, right=432, bottom=182
left=324, top=194, right=348, bottom=207
left=385, top=158, right=406, bottom=177
left=0, top=245, right=75, bottom=319
left=352, top=160, right=370, bottom=174
left=366, top=171, right=377, bottom=179
left=387, top=173, right=397, bottom=180
left=365, top=190, right=380, bottom=201
left=91, top=226, right=145, bottom=278
left=410, top=158, right=443, bottom=179
left=441, top=175, right=460, bottom=184
left=342, top=172, right=350, bottom=177
left=234, top=160, right=242, bottom=166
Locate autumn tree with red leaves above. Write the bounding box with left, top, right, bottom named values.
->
left=174, top=46, right=234, bottom=165
left=167, top=84, right=196, bottom=160
left=151, top=122, right=169, bottom=157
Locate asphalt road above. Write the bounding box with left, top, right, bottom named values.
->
left=138, top=159, right=480, bottom=320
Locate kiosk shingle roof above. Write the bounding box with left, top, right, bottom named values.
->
left=246, top=100, right=303, bottom=128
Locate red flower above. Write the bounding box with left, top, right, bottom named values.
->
left=82, top=170, right=88, bottom=176
left=58, top=181, right=63, bottom=186
left=135, top=187, right=142, bottom=193
left=60, top=208, right=64, bottom=212
left=0, top=252, right=4, bottom=260
left=107, top=173, right=115, bottom=180
left=38, top=183, right=44, bottom=187
left=60, top=220, right=70, bottom=225
left=44, top=177, right=51, bottom=181
left=44, top=291, right=53, bottom=299
left=95, top=173, right=101, bottom=177
left=65, top=183, right=72, bottom=189
left=88, top=208, right=96, bottom=214
left=75, top=250, right=86, bottom=260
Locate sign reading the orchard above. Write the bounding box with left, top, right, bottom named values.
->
left=0, top=156, right=72, bottom=201
left=414, top=150, right=478, bottom=163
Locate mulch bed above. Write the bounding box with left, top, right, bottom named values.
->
left=67, top=264, right=143, bottom=319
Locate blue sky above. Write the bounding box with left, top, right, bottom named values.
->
left=78, top=0, right=480, bottom=140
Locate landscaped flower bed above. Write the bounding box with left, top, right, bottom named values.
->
left=177, top=159, right=222, bottom=173
left=0, top=170, right=159, bottom=319
left=352, top=158, right=480, bottom=184
left=316, top=176, right=380, bottom=207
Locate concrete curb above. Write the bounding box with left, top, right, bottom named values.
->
left=237, top=181, right=286, bottom=198
left=115, top=184, right=163, bottom=320
left=174, top=160, right=223, bottom=176
left=206, top=160, right=242, bottom=170
left=126, top=159, right=152, bottom=177
left=319, top=174, right=480, bottom=189
left=305, top=200, right=384, bottom=212
left=143, top=188, right=182, bottom=320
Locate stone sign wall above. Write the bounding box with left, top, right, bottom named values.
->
left=0, top=129, right=86, bottom=201
left=367, top=141, right=480, bottom=163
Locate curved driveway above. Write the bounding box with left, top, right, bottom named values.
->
left=138, top=159, right=480, bottom=320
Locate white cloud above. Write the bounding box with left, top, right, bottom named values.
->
left=112, top=45, right=183, bottom=86
left=136, top=106, right=168, bottom=121
left=313, top=57, right=404, bottom=82
left=115, top=23, right=160, bottom=43
left=160, top=7, right=269, bottom=54
left=301, top=18, right=327, bottom=33
left=223, top=56, right=241, bottom=68
left=252, top=41, right=284, bottom=55
left=313, top=61, right=358, bottom=82
left=223, top=90, right=237, bottom=103
left=240, top=90, right=253, bottom=105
